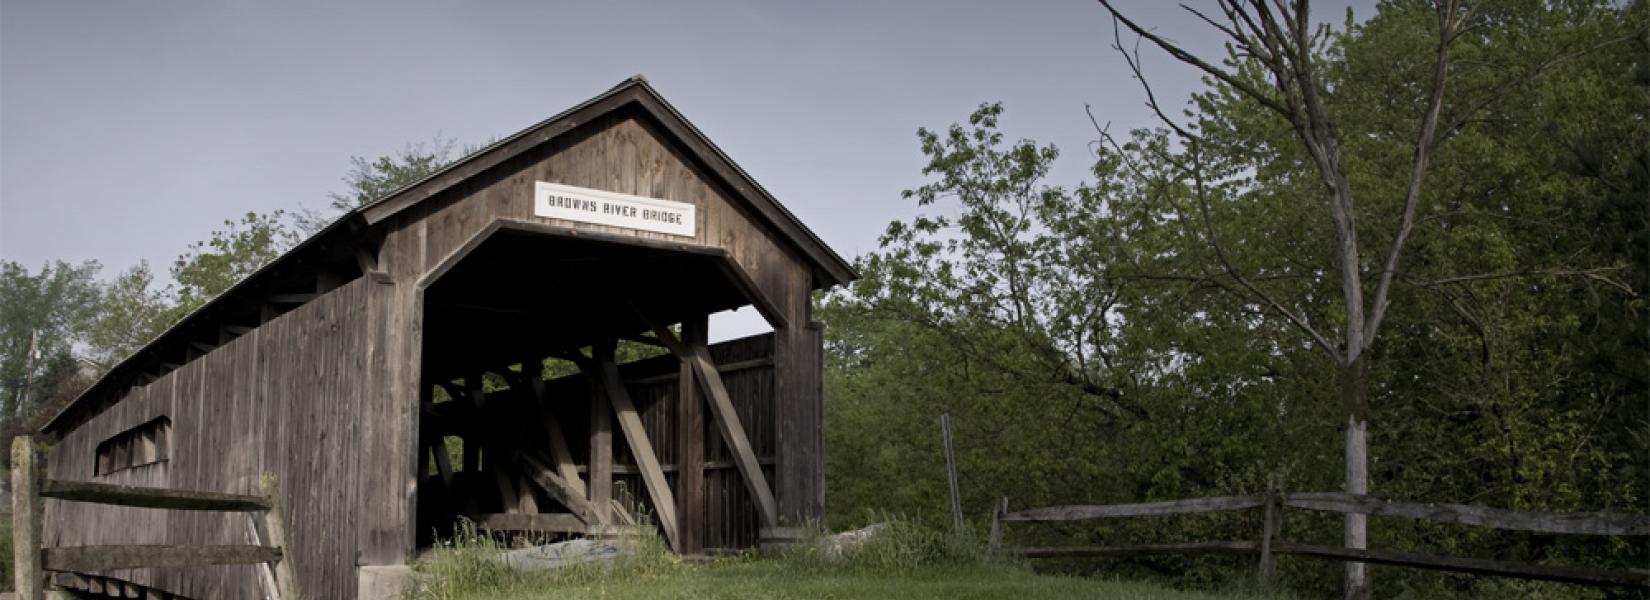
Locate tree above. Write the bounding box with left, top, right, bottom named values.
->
left=1093, top=1, right=1641, bottom=595
left=296, top=138, right=459, bottom=234
left=0, top=260, right=100, bottom=425
left=168, top=210, right=300, bottom=317
left=82, top=262, right=173, bottom=371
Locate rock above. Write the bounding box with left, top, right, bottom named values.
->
left=500, top=539, right=624, bottom=572
left=822, top=522, right=888, bottom=558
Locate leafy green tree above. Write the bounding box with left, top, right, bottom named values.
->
left=824, top=1, right=1644, bottom=598
left=82, top=261, right=173, bottom=371
left=296, top=138, right=459, bottom=234
left=168, top=210, right=300, bottom=317
left=0, top=260, right=100, bottom=425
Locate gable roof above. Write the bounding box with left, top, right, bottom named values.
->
left=359, top=76, right=856, bottom=284
left=42, top=76, right=857, bottom=435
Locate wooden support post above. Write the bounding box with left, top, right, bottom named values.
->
left=519, top=362, right=588, bottom=500
left=676, top=317, right=707, bottom=556
left=12, top=435, right=43, bottom=600
left=1260, top=477, right=1282, bottom=589
left=649, top=324, right=781, bottom=530
left=593, top=340, right=680, bottom=551
left=941, top=414, right=964, bottom=535
left=430, top=442, right=455, bottom=489
left=260, top=475, right=300, bottom=600
left=492, top=467, right=523, bottom=514
left=587, top=351, right=613, bottom=527
left=988, top=496, right=1008, bottom=556
left=520, top=452, right=598, bottom=523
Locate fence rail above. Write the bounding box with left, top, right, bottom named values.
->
left=990, top=486, right=1650, bottom=590
left=9, top=435, right=301, bottom=600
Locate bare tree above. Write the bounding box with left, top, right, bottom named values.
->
left=1093, top=1, right=1470, bottom=597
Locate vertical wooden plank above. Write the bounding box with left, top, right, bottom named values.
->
left=593, top=342, right=679, bottom=550
left=262, top=476, right=301, bottom=600
left=588, top=363, right=613, bottom=527
left=12, top=435, right=43, bottom=600
left=652, top=325, right=780, bottom=531
left=521, top=365, right=588, bottom=499
left=1260, top=478, right=1281, bottom=589
left=987, top=496, right=1008, bottom=556
left=677, top=317, right=707, bottom=556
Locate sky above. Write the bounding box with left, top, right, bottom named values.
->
left=0, top=0, right=1365, bottom=339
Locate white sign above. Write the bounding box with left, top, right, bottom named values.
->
left=533, top=181, right=696, bottom=237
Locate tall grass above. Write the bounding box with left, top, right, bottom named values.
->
left=410, top=517, right=675, bottom=600
left=777, top=514, right=1003, bottom=576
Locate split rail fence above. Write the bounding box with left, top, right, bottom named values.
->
left=987, top=486, right=1650, bottom=590
left=7, top=436, right=300, bottom=600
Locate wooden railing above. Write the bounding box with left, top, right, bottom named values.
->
left=8, top=436, right=300, bottom=600
left=987, top=487, right=1650, bottom=590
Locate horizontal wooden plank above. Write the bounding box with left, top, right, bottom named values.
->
left=1274, top=542, right=1650, bottom=588
left=470, top=513, right=587, bottom=533
left=1004, top=496, right=1264, bottom=522
left=42, top=479, right=272, bottom=512
left=626, top=357, right=773, bottom=385
left=1018, top=541, right=1258, bottom=558
left=43, top=545, right=282, bottom=572
left=1282, top=493, right=1650, bottom=536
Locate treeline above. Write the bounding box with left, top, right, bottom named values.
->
left=818, top=1, right=1647, bottom=599
left=0, top=141, right=460, bottom=443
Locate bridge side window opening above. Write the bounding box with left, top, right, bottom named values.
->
left=94, top=416, right=172, bottom=476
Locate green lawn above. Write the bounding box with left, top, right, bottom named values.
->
left=414, top=560, right=1282, bottom=600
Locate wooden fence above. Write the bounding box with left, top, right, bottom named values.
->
left=988, top=485, right=1650, bottom=590
left=7, top=436, right=299, bottom=600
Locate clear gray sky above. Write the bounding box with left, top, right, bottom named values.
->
left=1, top=0, right=1365, bottom=337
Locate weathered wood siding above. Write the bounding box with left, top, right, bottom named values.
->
left=45, top=104, right=830, bottom=599
left=378, top=108, right=823, bottom=536
left=45, top=278, right=374, bottom=600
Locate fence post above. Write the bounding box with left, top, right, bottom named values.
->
left=987, top=496, right=1008, bottom=557
left=260, top=474, right=300, bottom=600
left=12, top=435, right=44, bottom=600
left=1258, top=477, right=1281, bottom=589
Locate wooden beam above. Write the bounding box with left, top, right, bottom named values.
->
left=430, top=443, right=454, bottom=489
left=1004, top=496, right=1265, bottom=522
left=519, top=452, right=598, bottom=523
left=593, top=343, right=679, bottom=551
left=620, top=333, right=669, bottom=348
left=650, top=324, right=780, bottom=530
left=676, top=316, right=707, bottom=555
left=519, top=368, right=588, bottom=500
left=266, top=293, right=316, bottom=305
left=469, top=513, right=587, bottom=533
left=13, top=436, right=43, bottom=600
left=42, top=545, right=283, bottom=571
left=1273, top=542, right=1650, bottom=588
left=1259, top=482, right=1281, bottom=588
left=41, top=480, right=272, bottom=512
left=491, top=466, right=523, bottom=514
left=1018, top=541, right=1258, bottom=558
left=587, top=366, right=613, bottom=527
left=260, top=476, right=300, bottom=600
left=1282, top=493, right=1650, bottom=536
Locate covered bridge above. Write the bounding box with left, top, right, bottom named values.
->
left=34, top=76, right=855, bottom=599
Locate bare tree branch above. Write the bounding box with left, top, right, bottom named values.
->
left=1363, top=2, right=1459, bottom=348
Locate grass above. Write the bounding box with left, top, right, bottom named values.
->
left=406, top=518, right=1289, bottom=600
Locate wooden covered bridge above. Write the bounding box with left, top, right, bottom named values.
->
left=28, top=77, right=855, bottom=599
